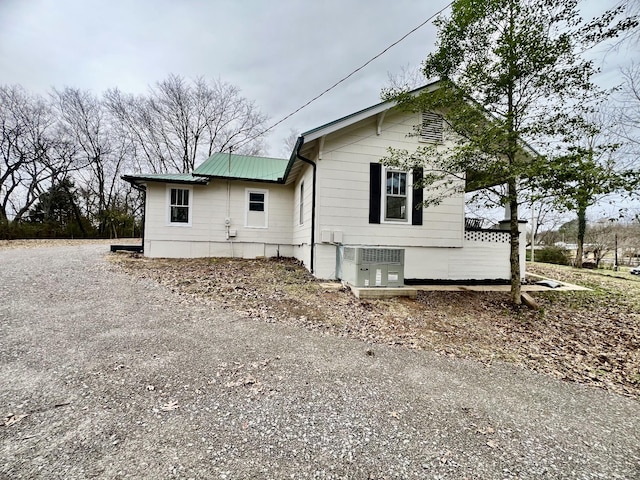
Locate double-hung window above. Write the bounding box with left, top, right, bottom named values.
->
left=168, top=187, right=191, bottom=225
left=385, top=171, right=408, bottom=221
left=369, top=163, right=423, bottom=226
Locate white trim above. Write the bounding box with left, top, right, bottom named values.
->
left=381, top=167, right=412, bottom=224
left=298, top=181, right=305, bottom=226
left=302, top=83, right=441, bottom=142
left=245, top=188, right=269, bottom=229
left=166, top=184, right=193, bottom=227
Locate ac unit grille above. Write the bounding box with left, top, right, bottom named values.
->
left=344, top=247, right=356, bottom=262
left=362, top=248, right=402, bottom=265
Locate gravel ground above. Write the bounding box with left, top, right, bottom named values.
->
left=1, top=244, right=639, bottom=479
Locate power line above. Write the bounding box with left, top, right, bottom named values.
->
left=231, top=2, right=453, bottom=152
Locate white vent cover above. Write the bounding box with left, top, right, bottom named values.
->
left=420, top=111, right=443, bottom=144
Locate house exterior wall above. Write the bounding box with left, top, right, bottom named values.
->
left=138, top=109, right=526, bottom=283
left=315, top=235, right=525, bottom=281
left=310, top=110, right=486, bottom=280
left=291, top=163, right=314, bottom=269
left=313, top=111, right=464, bottom=251
left=143, top=181, right=294, bottom=258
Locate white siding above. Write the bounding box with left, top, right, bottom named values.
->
left=314, top=111, right=465, bottom=249
left=291, top=164, right=314, bottom=269
left=316, top=238, right=525, bottom=281
left=144, top=181, right=293, bottom=259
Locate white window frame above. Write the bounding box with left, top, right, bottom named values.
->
left=245, top=188, right=269, bottom=228
left=166, top=185, right=192, bottom=227
left=419, top=111, right=443, bottom=144
left=299, top=181, right=305, bottom=226
left=381, top=168, right=412, bottom=224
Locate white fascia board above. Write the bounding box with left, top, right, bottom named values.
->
left=303, top=102, right=395, bottom=142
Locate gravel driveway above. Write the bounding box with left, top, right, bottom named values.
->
left=1, top=244, right=639, bottom=479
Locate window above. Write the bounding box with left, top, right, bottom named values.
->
left=249, top=192, right=265, bottom=211
left=168, top=187, right=191, bottom=225
left=385, top=171, right=408, bottom=221
left=369, top=163, right=423, bottom=226
left=420, top=111, right=443, bottom=144
left=299, top=182, right=304, bottom=225
left=246, top=189, right=268, bottom=228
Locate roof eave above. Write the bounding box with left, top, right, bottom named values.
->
left=121, top=175, right=209, bottom=186
left=191, top=173, right=284, bottom=184
left=301, top=80, right=441, bottom=142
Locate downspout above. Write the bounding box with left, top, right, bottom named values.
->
left=295, top=137, right=317, bottom=274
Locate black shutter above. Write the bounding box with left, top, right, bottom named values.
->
left=369, top=163, right=381, bottom=224
left=412, top=167, right=423, bottom=225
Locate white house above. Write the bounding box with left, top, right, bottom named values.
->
left=123, top=82, right=526, bottom=283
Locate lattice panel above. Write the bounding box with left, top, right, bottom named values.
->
left=465, top=230, right=510, bottom=243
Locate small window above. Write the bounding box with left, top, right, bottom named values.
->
left=420, top=111, right=443, bottom=144
left=169, top=187, right=190, bottom=224
left=246, top=189, right=268, bottom=228
left=249, top=192, right=265, bottom=212
left=385, top=171, right=407, bottom=221
left=299, top=182, right=304, bottom=225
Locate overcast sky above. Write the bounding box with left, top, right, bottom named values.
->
left=0, top=0, right=632, bottom=159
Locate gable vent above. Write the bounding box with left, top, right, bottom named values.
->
left=420, top=111, right=443, bottom=144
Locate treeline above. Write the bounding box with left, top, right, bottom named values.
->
left=0, top=75, right=268, bottom=239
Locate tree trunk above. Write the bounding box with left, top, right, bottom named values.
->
left=508, top=179, right=522, bottom=305
left=575, top=204, right=587, bottom=268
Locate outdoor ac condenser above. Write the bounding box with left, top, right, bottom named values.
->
left=339, top=247, right=405, bottom=288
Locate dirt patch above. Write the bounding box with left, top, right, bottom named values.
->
left=110, top=254, right=640, bottom=399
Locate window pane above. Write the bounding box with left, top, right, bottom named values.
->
left=299, top=182, right=304, bottom=224
left=182, top=190, right=189, bottom=206
left=249, top=192, right=264, bottom=202
left=171, top=206, right=189, bottom=223
left=249, top=202, right=264, bottom=212
left=386, top=197, right=406, bottom=220
left=398, top=173, right=406, bottom=196
left=386, top=172, right=393, bottom=194
left=171, top=188, right=177, bottom=205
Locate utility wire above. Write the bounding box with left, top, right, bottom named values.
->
left=230, top=1, right=453, bottom=152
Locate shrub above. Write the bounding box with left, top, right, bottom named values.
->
left=535, top=246, right=571, bottom=265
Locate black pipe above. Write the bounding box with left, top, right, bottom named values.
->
left=295, top=137, right=317, bottom=274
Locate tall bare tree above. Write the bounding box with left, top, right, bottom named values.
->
left=0, top=85, right=69, bottom=223
left=105, top=75, right=268, bottom=174
left=52, top=87, right=131, bottom=235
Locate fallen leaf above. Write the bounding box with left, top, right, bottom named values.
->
left=160, top=401, right=179, bottom=411
left=3, top=413, right=29, bottom=426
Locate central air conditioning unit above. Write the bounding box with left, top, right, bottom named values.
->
left=339, top=247, right=405, bottom=288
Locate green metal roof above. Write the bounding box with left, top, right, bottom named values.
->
left=193, top=153, right=289, bottom=183
left=122, top=173, right=209, bottom=186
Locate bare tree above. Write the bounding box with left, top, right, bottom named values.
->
left=383, top=64, right=428, bottom=95
left=0, top=85, right=68, bottom=223
left=105, top=75, right=268, bottom=174
left=280, top=128, right=300, bottom=157
left=52, top=87, right=132, bottom=236
left=616, top=64, right=640, bottom=152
